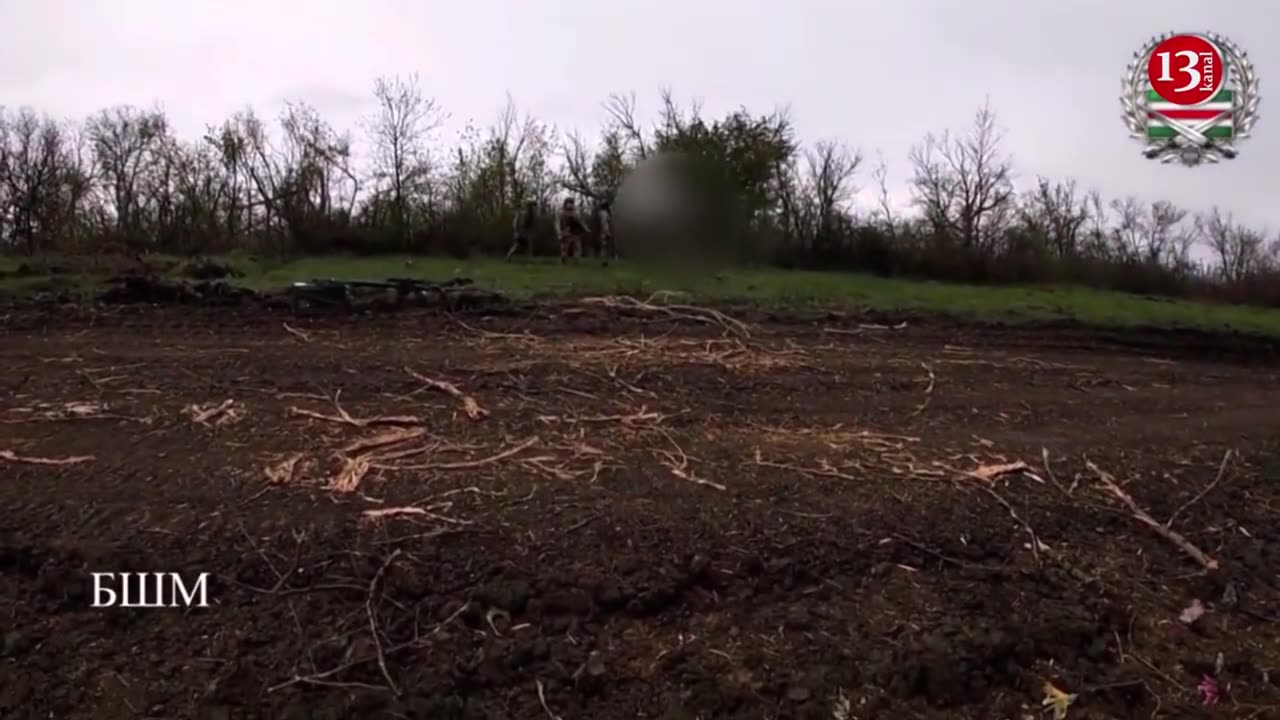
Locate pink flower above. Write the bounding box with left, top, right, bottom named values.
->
left=1197, top=675, right=1220, bottom=706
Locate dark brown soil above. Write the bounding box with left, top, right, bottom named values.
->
left=2, top=303, right=1278, bottom=719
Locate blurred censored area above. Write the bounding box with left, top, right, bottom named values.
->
left=614, top=151, right=764, bottom=267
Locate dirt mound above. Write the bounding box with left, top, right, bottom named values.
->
left=178, top=258, right=243, bottom=281
left=98, top=275, right=259, bottom=306
left=11, top=261, right=72, bottom=277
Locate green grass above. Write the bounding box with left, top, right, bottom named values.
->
left=5, top=252, right=1280, bottom=337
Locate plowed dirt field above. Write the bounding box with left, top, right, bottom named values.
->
left=2, top=302, right=1278, bottom=719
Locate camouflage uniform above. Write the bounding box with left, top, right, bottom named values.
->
left=596, top=202, right=615, bottom=266
left=506, top=201, right=537, bottom=261
left=554, top=198, right=584, bottom=263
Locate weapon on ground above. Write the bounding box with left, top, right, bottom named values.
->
left=286, top=277, right=502, bottom=312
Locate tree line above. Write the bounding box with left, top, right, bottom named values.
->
left=1, top=76, right=1277, bottom=306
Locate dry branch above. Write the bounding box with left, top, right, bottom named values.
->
left=361, top=504, right=469, bottom=525
left=753, top=452, right=858, bottom=481
left=966, top=461, right=1031, bottom=483
left=0, top=450, right=95, bottom=466
left=282, top=322, right=312, bottom=342
left=342, top=428, right=428, bottom=457
left=367, top=550, right=401, bottom=695
left=267, top=600, right=473, bottom=693
left=405, top=368, right=488, bottom=420
left=822, top=321, right=908, bottom=335
left=264, top=453, right=305, bottom=484
left=362, top=506, right=430, bottom=521
left=536, top=679, right=564, bottom=720
left=971, top=479, right=1045, bottom=566
left=656, top=432, right=725, bottom=491
left=287, top=400, right=420, bottom=428
left=538, top=408, right=667, bottom=426
left=1087, top=461, right=1219, bottom=571
left=329, top=456, right=372, bottom=494
left=912, top=362, right=936, bottom=416
left=374, top=437, right=539, bottom=471
left=184, top=399, right=244, bottom=426
left=579, top=294, right=751, bottom=338
left=1166, top=450, right=1234, bottom=528
left=2, top=401, right=146, bottom=424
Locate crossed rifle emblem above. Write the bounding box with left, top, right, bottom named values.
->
left=1153, top=108, right=1232, bottom=146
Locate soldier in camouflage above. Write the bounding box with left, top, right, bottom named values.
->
left=554, top=197, right=585, bottom=263
left=506, top=200, right=537, bottom=262
left=595, top=200, right=615, bottom=266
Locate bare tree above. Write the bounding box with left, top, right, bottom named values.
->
left=1082, top=189, right=1110, bottom=258
left=559, top=130, right=598, bottom=201
left=870, top=152, right=896, bottom=239
left=212, top=109, right=311, bottom=246
left=1019, top=178, right=1089, bottom=258
left=559, top=124, right=634, bottom=203
left=804, top=139, right=861, bottom=248
left=0, top=109, right=87, bottom=253
left=604, top=92, right=649, bottom=160
left=281, top=102, right=359, bottom=219
left=87, top=106, right=168, bottom=243
left=1107, top=197, right=1189, bottom=267
left=908, top=133, right=954, bottom=240
left=908, top=101, right=1014, bottom=249
left=1197, top=207, right=1267, bottom=282
left=367, top=74, right=443, bottom=246
left=1108, top=196, right=1145, bottom=262
left=485, top=94, right=556, bottom=210
left=561, top=92, right=658, bottom=200
left=1143, top=200, right=1188, bottom=266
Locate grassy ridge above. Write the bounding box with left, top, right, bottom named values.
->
left=4, top=252, right=1280, bottom=336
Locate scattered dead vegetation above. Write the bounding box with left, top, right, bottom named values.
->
left=577, top=293, right=751, bottom=338
left=4, top=306, right=1277, bottom=720
left=1087, top=459, right=1221, bottom=571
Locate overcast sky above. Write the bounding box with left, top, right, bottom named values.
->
left=1, top=0, right=1275, bottom=230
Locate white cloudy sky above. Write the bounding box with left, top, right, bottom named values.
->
left=1, top=0, right=1275, bottom=229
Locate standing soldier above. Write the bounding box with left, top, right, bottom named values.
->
left=554, top=197, right=584, bottom=264
left=506, top=200, right=537, bottom=262
left=596, top=200, right=615, bottom=266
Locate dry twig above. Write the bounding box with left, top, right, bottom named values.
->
left=536, top=679, right=564, bottom=720
left=1087, top=461, right=1219, bottom=571
left=579, top=294, right=751, bottom=338
left=405, top=368, right=488, bottom=420
left=342, top=428, right=428, bottom=457
left=753, top=452, right=858, bottom=481
left=367, top=550, right=402, bottom=695
left=362, top=506, right=430, bottom=521
left=1166, top=450, right=1234, bottom=528
left=0, top=450, right=94, bottom=466
left=538, top=408, right=666, bottom=426
left=287, top=395, right=420, bottom=428
left=375, top=437, right=539, bottom=471
left=282, top=322, right=312, bottom=342
left=655, top=431, right=725, bottom=491
left=965, top=461, right=1032, bottom=483
left=329, top=456, right=372, bottom=494
left=183, top=399, right=244, bottom=426
left=912, top=362, right=935, bottom=416
left=264, top=453, right=305, bottom=484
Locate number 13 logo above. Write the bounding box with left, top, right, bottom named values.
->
left=1148, top=34, right=1224, bottom=105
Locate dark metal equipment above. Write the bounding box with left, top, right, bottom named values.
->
left=286, top=277, right=499, bottom=312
